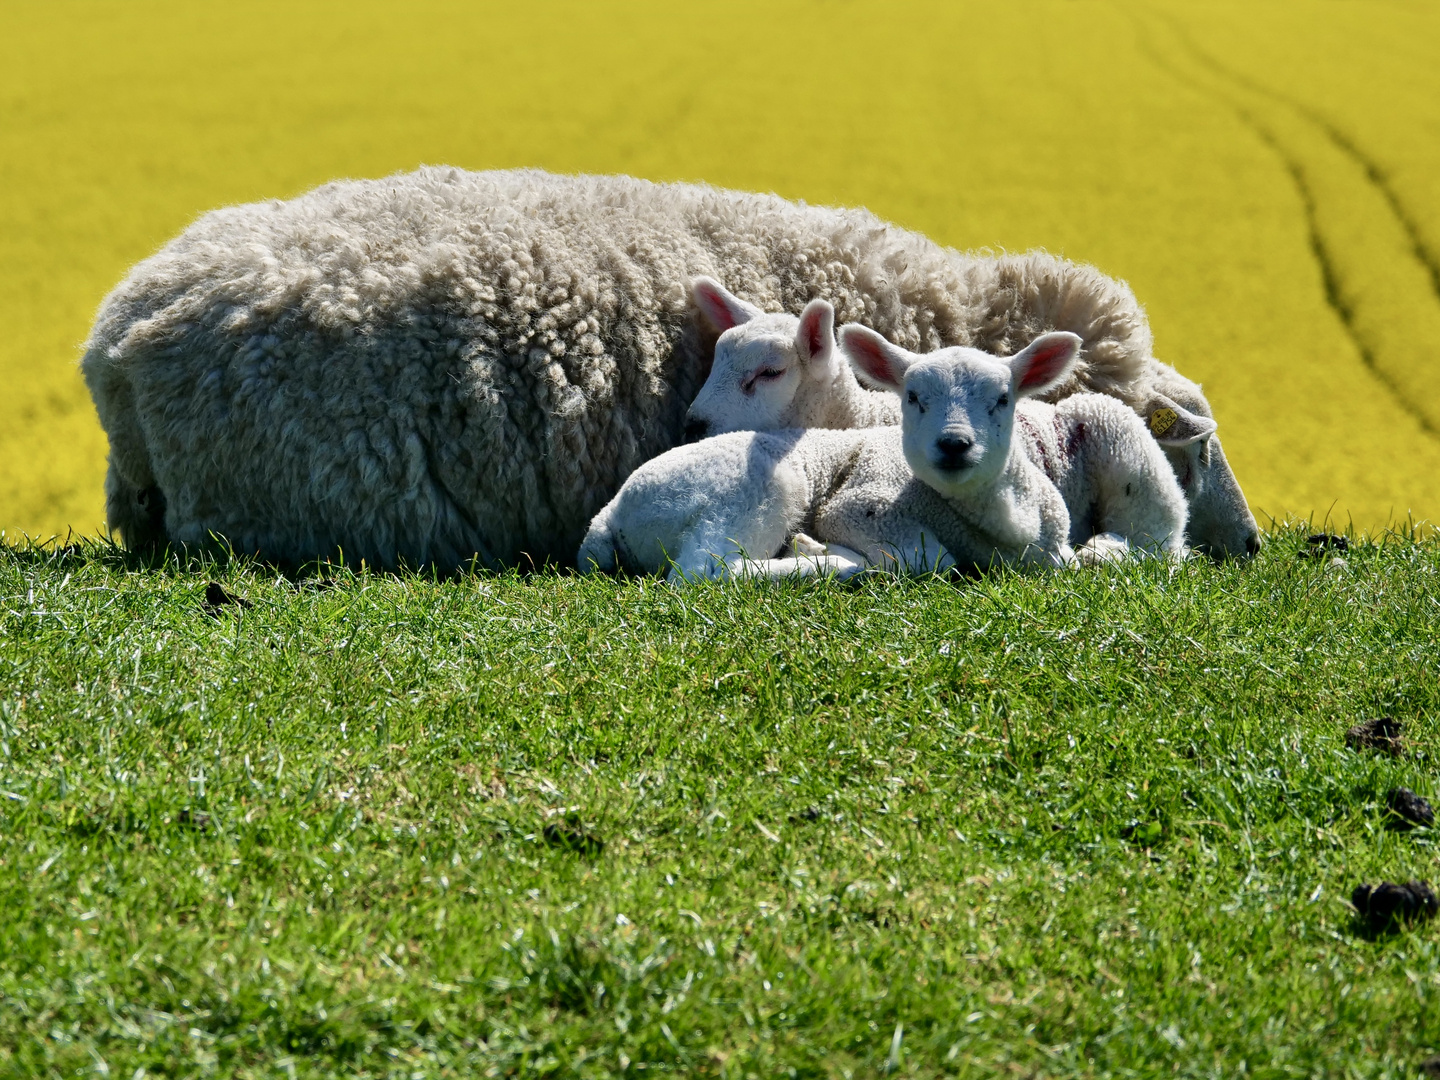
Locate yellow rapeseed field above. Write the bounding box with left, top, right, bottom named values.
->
left=3, top=1, right=1438, bottom=539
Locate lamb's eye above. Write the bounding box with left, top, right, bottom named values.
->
left=755, top=368, right=784, bottom=381
left=997, top=395, right=1009, bottom=408
left=907, top=390, right=919, bottom=406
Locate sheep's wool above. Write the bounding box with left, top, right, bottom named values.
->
left=84, top=167, right=1152, bottom=569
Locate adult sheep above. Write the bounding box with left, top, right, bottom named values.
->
left=84, top=166, right=1157, bottom=571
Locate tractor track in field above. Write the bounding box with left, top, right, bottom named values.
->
left=1153, top=12, right=1440, bottom=311
left=1128, top=6, right=1440, bottom=444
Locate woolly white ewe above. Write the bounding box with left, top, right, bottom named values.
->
left=84, top=167, right=1158, bottom=570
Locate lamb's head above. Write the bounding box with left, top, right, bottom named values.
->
left=1141, top=365, right=1261, bottom=559
left=684, top=277, right=836, bottom=442
left=840, top=326, right=1082, bottom=497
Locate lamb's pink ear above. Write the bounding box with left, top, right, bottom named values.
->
left=1145, top=394, right=1218, bottom=447
left=796, top=299, right=836, bottom=382
left=692, top=276, right=761, bottom=332
left=839, top=324, right=912, bottom=392
left=1010, top=332, right=1081, bottom=397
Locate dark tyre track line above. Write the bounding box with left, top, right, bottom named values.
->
left=1127, top=7, right=1440, bottom=442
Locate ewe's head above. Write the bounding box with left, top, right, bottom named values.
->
left=1140, top=386, right=1260, bottom=559
left=684, top=277, right=836, bottom=442
left=840, top=326, right=1081, bottom=497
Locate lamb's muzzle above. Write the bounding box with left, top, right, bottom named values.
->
left=932, top=434, right=975, bottom=472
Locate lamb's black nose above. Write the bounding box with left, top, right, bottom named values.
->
left=683, top=418, right=710, bottom=443
left=1245, top=533, right=1262, bottom=557
left=933, top=435, right=973, bottom=470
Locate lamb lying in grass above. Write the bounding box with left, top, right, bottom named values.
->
left=683, top=276, right=1252, bottom=559
left=681, top=281, right=1189, bottom=565
left=579, top=328, right=1186, bottom=582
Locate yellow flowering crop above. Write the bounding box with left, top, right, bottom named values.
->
left=2, top=1, right=1437, bottom=539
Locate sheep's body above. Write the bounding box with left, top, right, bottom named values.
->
left=683, top=279, right=1256, bottom=558
left=83, top=167, right=1154, bottom=569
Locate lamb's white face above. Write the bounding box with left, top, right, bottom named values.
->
left=839, top=324, right=1083, bottom=499
left=684, top=278, right=835, bottom=442
left=898, top=352, right=1018, bottom=496
left=685, top=314, right=807, bottom=440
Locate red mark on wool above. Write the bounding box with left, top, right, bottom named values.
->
left=1017, top=412, right=1057, bottom=480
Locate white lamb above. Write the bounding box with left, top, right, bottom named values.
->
left=841, top=325, right=1188, bottom=565
left=579, top=329, right=1186, bottom=583
left=82, top=167, right=1167, bottom=572
left=683, top=276, right=1251, bottom=559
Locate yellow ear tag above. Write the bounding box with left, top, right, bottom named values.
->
left=1149, top=407, right=1178, bottom=436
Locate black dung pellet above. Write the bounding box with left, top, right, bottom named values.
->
left=543, top=822, right=604, bottom=857
left=1345, top=716, right=1404, bottom=756
left=1351, top=879, right=1438, bottom=929
left=1386, top=788, right=1435, bottom=830
left=202, top=582, right=253, bottom=616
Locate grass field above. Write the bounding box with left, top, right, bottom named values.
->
left=2, top=1, right=1440, bottom=537
left=2, top=531, right=1439, bottom=1077
left=5, top=6, right=1440, bottom=1076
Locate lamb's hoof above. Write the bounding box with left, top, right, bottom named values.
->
left=789, top=532, right=828, bottom=558
left=1076, top=546, right=1125, bottom=567
left=1351, top=880, right=1437, bottom=931
left=1074, top=533, right=1130, bottom=567
left=832, top=563, right=872, bottom=585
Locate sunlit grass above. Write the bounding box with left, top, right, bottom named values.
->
left=3, top=532, right=1439, bottom=1076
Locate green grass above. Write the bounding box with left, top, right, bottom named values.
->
left=2, top=532, right=1438, bottom=1078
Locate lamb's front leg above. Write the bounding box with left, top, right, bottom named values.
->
left=727, top=551, right=868, bottom=582
left=791, top=532, right=869, bottom=567
left=670, top=534, right=869, bottom=584
left=664, top=479, right=810, bottom=584
left=1075, top=533, right=1127, bottom=566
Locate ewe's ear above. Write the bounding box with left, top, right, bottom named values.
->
left=692, top=276, right=762, bottom=332
left=1010, top=331, right=1081, bottom=397
left=839, top=325, right=913, bottom=393
left=796, top=299, right=836, bottom=382
left=1146, top=394, right=1218, bottom=446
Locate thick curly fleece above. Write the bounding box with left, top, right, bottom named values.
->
left=83, top=167, right=1153, bottom=570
